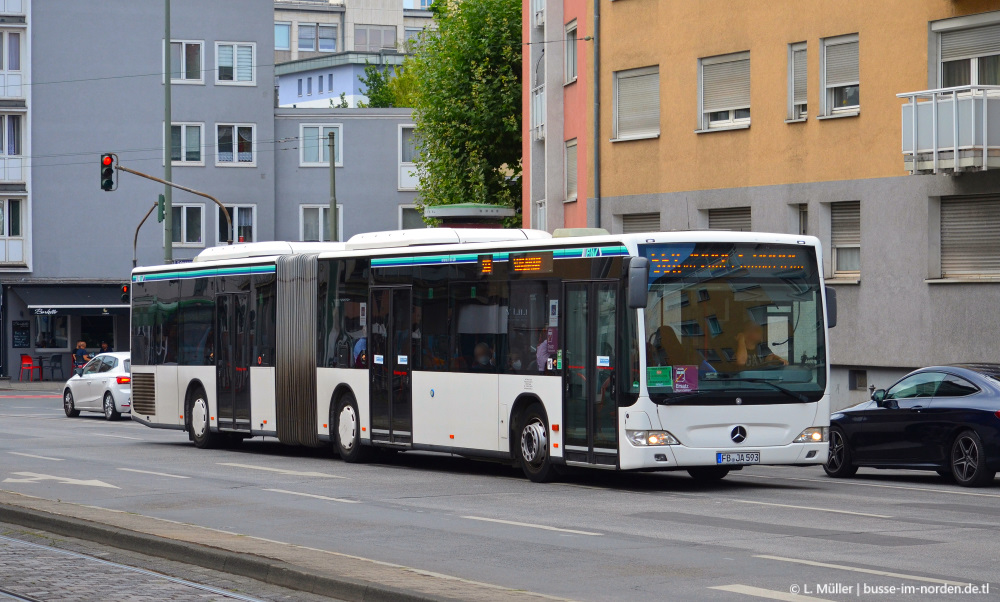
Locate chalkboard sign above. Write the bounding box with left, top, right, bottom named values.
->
left=11, top=320, right=30, bottom=349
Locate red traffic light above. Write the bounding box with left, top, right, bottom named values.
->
left=102, top=155, right=113, bottom=166
left=121, top=285, right=128, bottom=294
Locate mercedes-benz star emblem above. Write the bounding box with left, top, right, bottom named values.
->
left=730, top=426, right=747, bottom=444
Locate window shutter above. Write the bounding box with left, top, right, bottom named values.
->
left=793, top=48, right=807, bottom=105
left=940, top=24, right=1000, bottom=62
left=616, top=68, right=659, bottom=138
left=825, top=41, right=859, bottom=87
left=941, top=196, right=1000, bottom=276
left=708, top=207, right=751, bottom=231
left=702, top=56, right=750, bottom=112
left=622, top=213, right=660, bottom=234
left=565, top=142, right=578, bottom=199
left=830, top=201, right=861, bottom=246
left=237, top=45, right=253, bottom=81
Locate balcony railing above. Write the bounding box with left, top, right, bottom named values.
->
left=899, top=85, right=1000, bottom=174
left=0, top=156, right=22, bottom=181
left=531, top=84, right=545, bottom=141
left=531, top=0, right=544, bottom=28
left=0, top=0, right=24, bottom=15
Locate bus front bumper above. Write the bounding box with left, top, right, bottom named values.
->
left=620, top=442, right=829, bottom=471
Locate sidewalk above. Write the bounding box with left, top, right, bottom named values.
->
left=0, top=378, right=63, bottom=393
left=0, top=491, right=572, bottom=602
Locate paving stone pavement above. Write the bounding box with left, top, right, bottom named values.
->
left=0, top=524, right=336, bottom=602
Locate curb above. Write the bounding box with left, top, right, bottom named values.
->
left=0, top=504, right=453, bottom=602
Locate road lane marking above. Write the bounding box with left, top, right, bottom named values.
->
left=92, top=433, right=143, bottom=441
left=462, top=515, right=601, bottom=536
left=2, top=472, right=118, bottom=489
left=755, top=555, right=969, bottom=587
left=8, top=452, right=63, bottom=462
left=737, top=473, right=1000, bottom=499
left=264, top=488, right=359, bottom=504
left=731, top=499, right=891, bottom=518
left=217, top=462, right=346, bottom=479
left=117, top=468, right=189, bottom=479
left=710, top=584, right=831, bottom=601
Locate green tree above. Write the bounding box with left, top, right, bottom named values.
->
left=388, top=63, right=418, bottom=108
left=409, top=0, right=521, bottom=223
left=330, top=92, right=349, bottom=108
left=356, top=63, right=396, bottom=108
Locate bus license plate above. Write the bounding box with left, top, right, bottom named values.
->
left=717, top=451, right=760, bottom=465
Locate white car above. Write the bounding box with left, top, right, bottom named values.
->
left=63, top=352, right=132, bottom=421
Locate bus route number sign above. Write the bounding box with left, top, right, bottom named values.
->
left=510, top=251, right=553, bottom=274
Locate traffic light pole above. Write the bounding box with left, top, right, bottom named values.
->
left=133, top=201, right=158, bottom=268
left=116, top=163, right=233, bottom=246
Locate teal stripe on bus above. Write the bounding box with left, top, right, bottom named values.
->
left=370, top=245, right=629, bottom=269
left=133, top=264, right=276, bottom=282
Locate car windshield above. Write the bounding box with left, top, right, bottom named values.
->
left=640, top=242, right=826, bottom=404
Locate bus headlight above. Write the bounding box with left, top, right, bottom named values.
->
left=793, top=427, right=828, bottom=443
left=627, top=430, right=679, bottom=446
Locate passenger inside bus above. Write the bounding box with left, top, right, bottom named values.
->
left=471, top=342, right=495, bottom=371
left=735, top=320, right=788, bottom=369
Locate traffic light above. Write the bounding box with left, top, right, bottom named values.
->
left=157, top=194, right=165, bottom=223
left=120, top=284, right=129, bottom=303
left=100, top=154, right=116, bottom=191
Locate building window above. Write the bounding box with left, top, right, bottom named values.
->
left=708, top=207, right=751, bottom=231
left=319, top=25, right=338, bottom=52
left=940, top=196, right=1000, bottom=277
left=700, top=51, right=750, bottom=129
left=565, top=21, right=577, bottom=83
left=0, top=197, right=21, bottom=237
left=404, top=27, right=423, bottom=51
left=613, top=66, right=659, bottom=140
left=300, top=205, right=342, bottom=242
left=217, top=205, right=255, bottom=244
left=621, top=213, right=661, bottom=234
left=939, top=23, right=1000, bottom=87
left=216, top=42, right=255, bottom=84
left=327, top=74, right=333, bottom=91
left=0, top=113, right=21, bottom=156
left=216, top=124, right=255, bottom=166
left=400, top=205, right=425, bottom=229
left=297, top=78, right=302, bottom=97
left=275, top=22, right=291, bottom=51
left=169, top=123, right=202, bottom=165
left=848, top=369, right=868, bottom=391
left=531, top=83, right=545, bottom=140
left=300, top=124, right=343, bottom=167
left=565, top=138, right=577, bottom=201
left=798, top=203, right=808, bottom=236
left=831, top=200, right=861, bottom=275
left=822, top=34, right=859, bottom=115
left=355, top=25, right=396, bottom=52
left=399, top=125, right=418, bottom=190
left=307, top=77, right=312, bottom=95
left=35, top=315, right=69, bottom=350
left=789, top=42, right=807, bottom=119
left=299, top=23, right=317, bottom=51
left=171, top=205, right=204, bottom=246
left=168, top=40, right=202, bottom=83
left=0, top=31, right=21, bottom=97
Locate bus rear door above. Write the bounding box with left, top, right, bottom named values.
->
left=369, top=286, right=413, bottom=445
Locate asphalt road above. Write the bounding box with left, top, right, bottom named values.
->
left=0, top=390, right=996, bottom=602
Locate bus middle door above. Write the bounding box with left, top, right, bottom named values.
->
left=216, top=292, right=252, bottom=432
left=369, top=286, right=413, bottom=446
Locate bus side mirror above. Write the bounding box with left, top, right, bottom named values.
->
left=825, top=286, right=837, bottom=328
left=627, top=257, right=649, bottom=309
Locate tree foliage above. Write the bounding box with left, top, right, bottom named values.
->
left=409, top=0, right=521, bottom=221
left=356, top=63, right=396, bottom=108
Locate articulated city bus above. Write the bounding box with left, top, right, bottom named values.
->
left=129, top=228, right=836, bottom=482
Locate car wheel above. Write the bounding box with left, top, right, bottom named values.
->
left=823, top=428, right=858, bottom=478
left=189, top=389, right=217, bottom=449
left=63, top=389, right=79, bottom=418
left=687, top=466, right=731, bottom=481
left=517, top=404, right=560, bottom=483
left=951, top=430, right=996, bottom=487
left=103, top=392, right=121, bottom=421
left=335, top=393, right=371, bottom=463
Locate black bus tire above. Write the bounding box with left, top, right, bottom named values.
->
left=517, top=404, right=560, bottom=483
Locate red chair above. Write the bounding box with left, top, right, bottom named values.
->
left=19, top=354, right=41, bottom=382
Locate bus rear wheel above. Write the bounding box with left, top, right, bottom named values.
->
left=336, top=393, right=371, bottom=463
left=189, top=389, right=217, bottom=449
left=517, top=404, right=559, bottom=483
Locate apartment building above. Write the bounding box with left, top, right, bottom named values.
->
left=0, top=0, right=420, bottom=379
left=522, top=1, right=1000, bottom=409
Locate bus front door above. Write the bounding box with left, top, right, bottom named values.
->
left=369, top=287, right=413, bottom=446
left=216, top=293, right=252, bottom=432
left=562, top=281, right=619, bottom=467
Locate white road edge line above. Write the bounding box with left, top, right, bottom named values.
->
left=217, top=462, right=346, bottom=479
left=709, top=584, right=832, bottom=601
left=736, top=473, right=1000, bottom=499
left=263, top=488, right=359, bottom=504
left=731, top=499, right=891, bottom=518
left=92, top=433, right=143, bottom=441
left=755, top=555, right=969, bottom=587
left=117, top=468, right=189, bottom=479
left=8, top=452, right=63, bottom=462
left=462, top=515, right=602, bottom=536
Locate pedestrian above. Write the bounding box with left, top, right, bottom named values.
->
left=99, top=341, right=113, bottom=354
left=73, top=341, right=91, bottom=369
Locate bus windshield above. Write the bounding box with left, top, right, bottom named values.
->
left=640, top=242, right=826, bottom=404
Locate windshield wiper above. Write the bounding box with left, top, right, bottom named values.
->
left=711, top=376, right=809, bottom=403
left=650, top=391, right=706, bottom=405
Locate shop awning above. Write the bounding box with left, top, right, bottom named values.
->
left=12, top=285, right=129, bottom=316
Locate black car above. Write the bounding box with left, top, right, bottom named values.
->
left=825, top=364, right=1000, bottom=487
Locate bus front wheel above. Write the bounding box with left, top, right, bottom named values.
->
left=687, top=466, right=730, bottom=481
left=518, top=404, right=560, bottom=483
left=336, top=394, right=371, bottom=463
left=189, top=389, right=217, bottom=449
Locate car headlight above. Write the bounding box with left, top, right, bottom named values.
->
left=626, top=430, right=679, bottom=446
left=793, top=427, right=828, bottom=443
